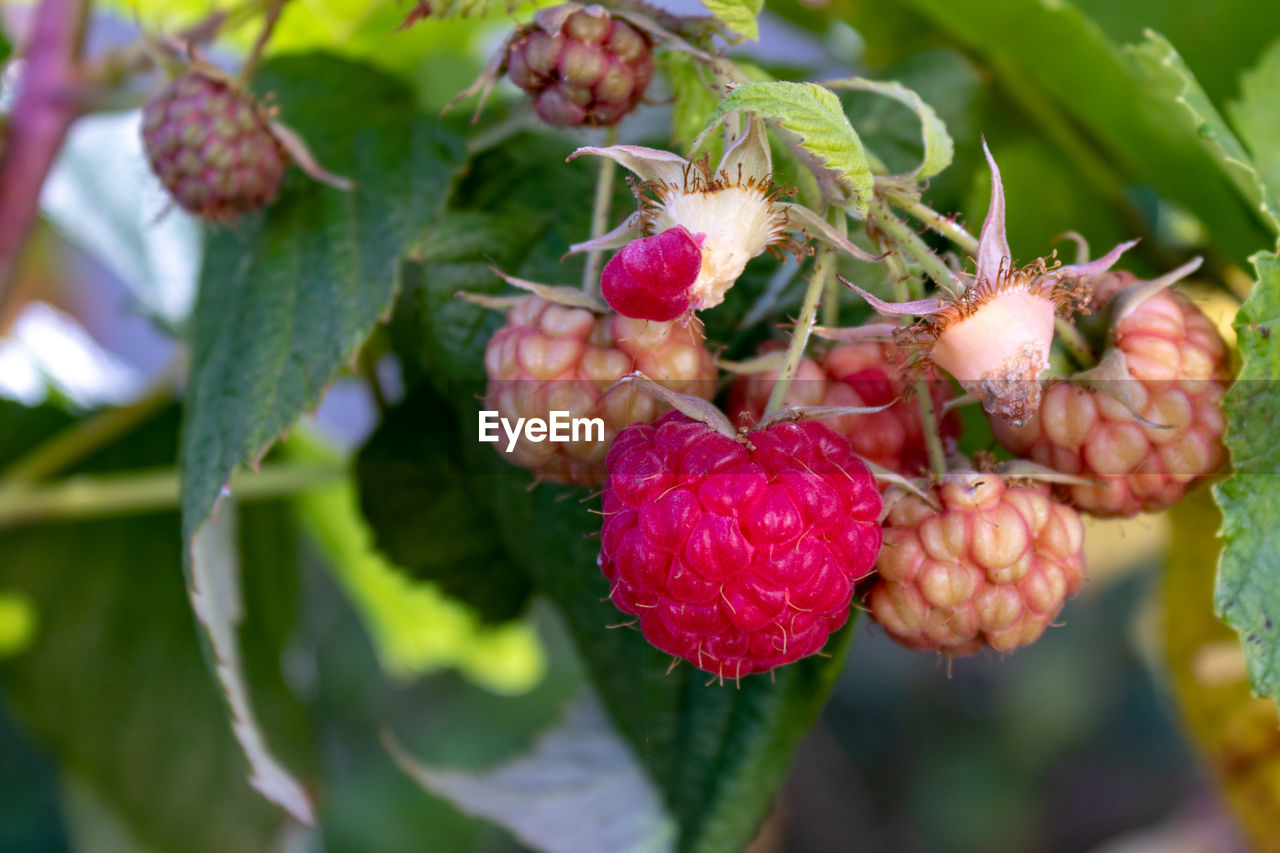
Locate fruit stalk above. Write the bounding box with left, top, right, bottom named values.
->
left=872, top=215, right=949, bottom=477
left=821, top=213, right=849, bottom=327
left=0, top=0, right=92, bottom=315
left=866, top=196, right=957, bottom=290
left=239, top=0, right=288, bottom=85
left=582, top=126, right=618, bottom=294
left=883, top=188, right=979, bottom=256
left=1054, top=316, right=1096, bottom=368
left=764, top=238, right=837, bottom=415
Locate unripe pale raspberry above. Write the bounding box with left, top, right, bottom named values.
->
left=506, top=7, right=654, bottom=128
left=867, top=471, right=1087, bottom=656
left=484, top=295, right=716, bottom=486
left=600, top=411, right=883, bottom=679
left=727, top=341, right=959, bottom=477
left=141, top=70, right=288, bottom=221
left=990, top=276, right=1230, bottom=517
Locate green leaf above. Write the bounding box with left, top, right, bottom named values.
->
left=389, top=696, right=676, bottom=851
left=697, top=82, right=875, bottom=214
left=356, top=384, right=534, bottom=624
left=0, top=403, right=294, bottom=853
left=1215, top=249, right=1280, bottom=704
left=825, top=76, right=953, bottom=180
left=699, top=0, right=764, bottom=41
left=1128, top=31, right=1280, bottom=234
left=897, top=0, right=1272, bottom=263
left=1229, top=38, right=1280, bottom=224
left=179, top=52, right=465, bottom=547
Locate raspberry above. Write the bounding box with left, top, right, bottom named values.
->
left=506, top=7, right=654, bottom=128
left=141, top=70, right=287, bottom=221
left=727, top=341, right=959, bottom=477
left=601, top=226, right=703, bottom=322
left=989, top=275, right=1230, bottom=517
left=867, top=471, right=1087, bottom=656
left=484, top=294, right=716, bottom=486
left=600, top=411, right=883, bottom=678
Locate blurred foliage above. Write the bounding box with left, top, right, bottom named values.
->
left=1167, top=490, right=1280, bottom=853
left=291, top=431, right=545, bottom=693
left=0, top=403, right=289, bottom=852
left=0, top=593, right=35, bottom=659
left=356, top=383, right=535, bottom=625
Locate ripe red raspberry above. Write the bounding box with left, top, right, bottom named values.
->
left=600, top=411, right=883, bottom=679
left=484, top=294, right=716, bottom=486
left=989, top=274, right=1229, bottom=517
left=506, top=7, right=654, bottom=127
left=141, top=70, right=287, bottom=221
left=867, top=471, right=1087, bottom=656
left=727, top=341, right=959, bottom=477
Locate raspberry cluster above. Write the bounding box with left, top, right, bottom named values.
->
left=990, top=275, right=1229, bottom=517
left=483, top=294, right=716, bottom=486
left=506, top=8, right=654, bottom=127
left=867, top=472, right=1087, bottom=655
left=141, top=70, right=287, bottom=221
left=600, top=412, right=883, bottom=678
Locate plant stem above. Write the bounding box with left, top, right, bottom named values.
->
left=1055, top=316, right=1095, bottom=369
left=0, top=386, right=175, bottom=486
left=883, top=189, right=979, bottom=256
left=239, top=0, right=288, bottom=85
left=867, top=196, right=956, bottom=291
left=0, top=463, right=344, bottom=530
left=0, top=0, right=93, bottom=319
left=867, top=225, right=948, bottom=478
left=914, top=379, right=948, bottom=479
left=582, top=126, right=619, bottom=294
left=821, top=215, right=848, bottom=327
left=764, top=244, right=836, bottom=415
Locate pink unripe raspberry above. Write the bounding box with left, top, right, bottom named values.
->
left=484, top=295, right=717, bottom=486
left=141, top=70, right=287, bottom=221
left=600, top=226, right=703, bottom=322
left=728, top=341, right=959, bottom=477
left=867, top=471, right=1087, bottom=656
left=990, top=276, right=1230, bottom=517
left=600, top=411, right=883, bottom=679
left=506, top=7, right=654, bottom=128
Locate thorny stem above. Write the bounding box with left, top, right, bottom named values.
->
left=582, top=126, right=619, bottom=294
left=0, top=383, right=175, bottom=486
left=867, top=196, right=957, bottom=292
left=0, top=464, right=344, bottom=531
left=883, top=189, right=979, bottom=256
left=764, top=240, right=837, bottom=416
left=239, top=0, right=288, bottom=85
left=914, top=378, right=948, bottom=479
left=866, top=225, right=948, bottom=478
left=0, top=0, right=93, bottom=320
left=1055, top=316, right=1096, bottom=369
left=821, top=215, right=848, bottom=327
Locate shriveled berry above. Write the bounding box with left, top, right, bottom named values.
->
left=867, top=471, right=1087, bottom=656
left=728, top=341, right=959, bottom=477
left=990, top=274, right=1230, bottom=517
left=601, top=411, right=883, bottom=678
left=506, top=7, right=654, bottom=128
left=141, top=70, right=287, bottom=220
left=484, top=295, right=717, bottom=486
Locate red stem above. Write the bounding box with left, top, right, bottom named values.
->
left=0, top=0, right=91, bottom=317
